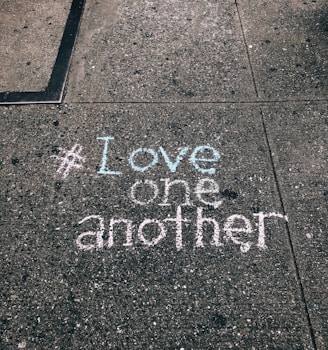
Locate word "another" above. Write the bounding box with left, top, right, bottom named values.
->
left=76, top=207, right=288, bottom=253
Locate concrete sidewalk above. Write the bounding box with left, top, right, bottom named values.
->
left=0, top=1, right=327, bottom=349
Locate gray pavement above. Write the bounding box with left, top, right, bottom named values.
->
left=0, top=0, right=71, bottom=92
left=0, top=1, right=327, bottom=349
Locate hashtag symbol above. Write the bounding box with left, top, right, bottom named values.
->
left=52, top=144, right=86, bottom=179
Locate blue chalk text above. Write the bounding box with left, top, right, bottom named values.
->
left=97, top=136, right=221, bottom=175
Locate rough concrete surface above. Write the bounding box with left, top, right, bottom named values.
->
left=263, top=103, right=328, bottom=348
left=0, top=0, right=327, bottom=349
left=238, top=1, right=328, bottom=100
left=66, top=0, right=256, bottom=102
left=0, top=0, right=71, bottom=92
left=0, top=104, right=314, bottom=349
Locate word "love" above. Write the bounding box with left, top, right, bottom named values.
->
left=97, top=137, right=221, bottom=175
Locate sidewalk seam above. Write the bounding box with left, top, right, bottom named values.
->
left=234, top=1, right=259, bottom=98
left=259, top=109, right=318, bottom=350
left=64, top=99, right=328, bottom=104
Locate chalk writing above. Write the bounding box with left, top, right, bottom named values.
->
left=253, top=212, right=288, bottom=250
left=76, top=207, right=288, bottom=252
left=52, top=136, right=288, bottom=254
left=129, top=148, right=159, bottom=172
left=159, top=146, right=189, bottom=172
left=97, top=137, right=122, bottom=175
left=76, top=215, right=104, bottom=251
left=97, top=136, right=221, bottom=175
left=129, top=178, right=222, bottom=208
left=52, top=144, right=85, bottom=179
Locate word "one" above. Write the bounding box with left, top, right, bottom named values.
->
left=130, top=178, right=222, bottom=208
left=97, top=136, right=221, bottom=175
